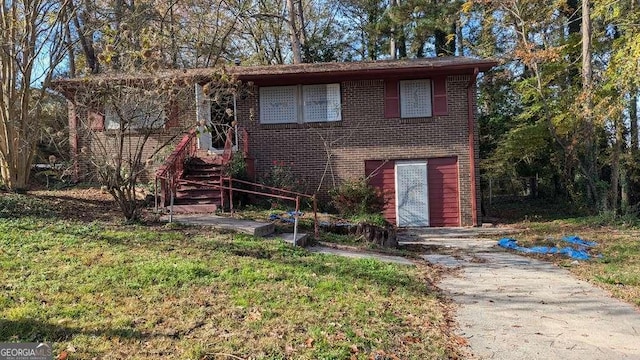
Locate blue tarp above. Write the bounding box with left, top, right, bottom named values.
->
left=497, top=235, right=599, bottom=260
left=269, top=211, right=304, bottom=223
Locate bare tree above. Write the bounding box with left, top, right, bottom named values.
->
left=0, top=0, right=69, bottom=190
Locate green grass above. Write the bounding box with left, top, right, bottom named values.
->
left=0, top=193, right=457, bottom=359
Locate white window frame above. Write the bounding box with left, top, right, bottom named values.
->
left=260, top=84, right=342, bottom=124
left=400, top=79, right=432, bottom=118
left=104, top=102, right=166, bottom=130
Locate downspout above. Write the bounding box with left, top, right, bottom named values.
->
left=233, top=92, right=238, bottom=150
left=467, top=68, right=479, bottom=226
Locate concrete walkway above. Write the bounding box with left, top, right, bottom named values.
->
left=400, top=229, right=640, bottom=359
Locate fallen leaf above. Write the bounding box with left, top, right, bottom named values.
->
left=349, top=344, right=359, bottom=354
left=369, top=349, right=386, bottom=360
left=403, top=336, right=421, bottom=344
left=305, top=338, right=314, bottom=348
left=56, top=351, right=68, bottom=360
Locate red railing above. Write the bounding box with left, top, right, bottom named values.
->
left=175, top=176, right=319, bottom=240
left=155, top=129, right=198, bottom=208
left=155, top=126, right=319, bottom=241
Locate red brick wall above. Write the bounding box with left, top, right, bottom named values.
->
left=236, top=75, right=480, bottom=226
left=71, top=93, right=197, bottom=184
left=70, top=75, right=481, bottom=226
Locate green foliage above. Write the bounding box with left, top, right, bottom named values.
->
left=260, top=160, right=304, bottom=194
left=329, top=178, right=385, bottom=217
left=0, top=193, right=54, bottom=218
left=349, top=213, right=389, bottom=227
left=223, top=152, right=248, bottom=179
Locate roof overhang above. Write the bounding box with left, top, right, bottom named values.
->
left=52, top=56, right=498, bottom=94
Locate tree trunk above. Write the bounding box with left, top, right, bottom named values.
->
left=631, top=92, right=638, bottom=151
left=581, top=0, right=601, bottom=208
left=286, top=0, right=302, bottom=63
left=610, top=117, right=623, bottom=211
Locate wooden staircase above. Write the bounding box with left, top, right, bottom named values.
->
left=170, top=156, right=225, bottom=214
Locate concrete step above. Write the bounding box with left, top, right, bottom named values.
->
left=163, top=214, right=275, bottom=237
left=175, top=189, right=222, bottom=200
left=277, top=233, right=309, bottom=247
left=183, top=173, right=222, bottom=180
left=168, top=204, right=218, bottom=214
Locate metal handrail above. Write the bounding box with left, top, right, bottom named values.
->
left=170, top=177, right=320, bottom=241
left=154, top=126, right=319, bottom=241
left=154, top=129, right=198, bottom=210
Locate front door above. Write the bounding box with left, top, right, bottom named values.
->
left=395, top=161, right=429, bottom=227
left=195, top=84, right=237, bottom=154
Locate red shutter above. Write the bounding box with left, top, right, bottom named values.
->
left=432, top=76, right=448, bottom=116
left=165, top=99, right=180, bottom=128
left=88, top=109, right=104, bottom=130
left=384, top=79, right=400, bottom=118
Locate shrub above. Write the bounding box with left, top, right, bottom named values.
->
left=224, top=152, right=248, bottom=179
left=329, top=178, right=385, bottom=217
left=258, top=160, right=307, bottom=209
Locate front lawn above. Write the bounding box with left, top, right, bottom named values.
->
left=0, top=190, right=460, bottom=359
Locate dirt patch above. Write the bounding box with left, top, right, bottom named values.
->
left=27, top=188, right=126, bottom=223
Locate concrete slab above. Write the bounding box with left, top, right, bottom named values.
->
left=407, top=229, right=640, bottom=360
left=307, top=246, right=415, bottom=266
left=421, top=254, right=468, bottom=268
left=276, top=233, right=309, bottom=247
left=162, top=214, right=275, bottom=237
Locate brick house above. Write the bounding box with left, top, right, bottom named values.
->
left=57, top=57, right=495, bottom=227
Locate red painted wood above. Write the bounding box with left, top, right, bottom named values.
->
left=384, top=80, right=400, bottom=118
left=365, top=160, right=396, bottom=225
left=428, top=157, right=459, bottom=227
left=432, top=76, right=448, bottom=116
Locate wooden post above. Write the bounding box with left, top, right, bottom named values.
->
left=313, top=195, right=319, bottom=240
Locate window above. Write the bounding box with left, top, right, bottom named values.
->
left=104, top=102, right=166, bottom=130
left=303, top=84, right=341, bottom=122
left=259, top=86, right=298, bottom=124
left=399, top=79, right=432, bottom=118
left=260, top=84, right=341, bottom=124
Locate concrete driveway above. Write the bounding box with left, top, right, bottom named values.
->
left=399, top=228, right=640, bottom=360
